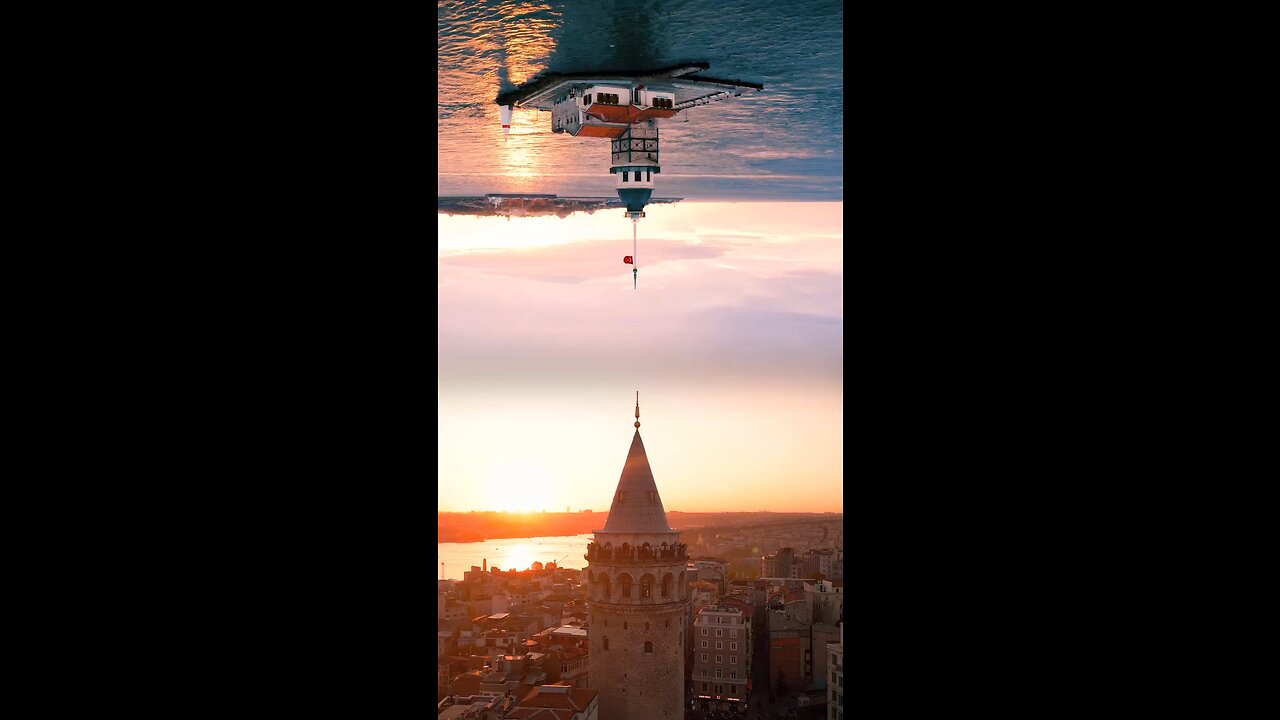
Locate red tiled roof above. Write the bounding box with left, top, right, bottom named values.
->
left=507, top=684, right=598, bottom=716
left=574, top=125, right=627, bottom=138
left=585, top=104, right=679, bottom=123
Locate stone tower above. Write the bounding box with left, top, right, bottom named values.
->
left=586, top=394, right=689, bottom=719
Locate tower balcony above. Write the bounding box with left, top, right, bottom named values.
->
left=585, top=541, right=687, bottom=563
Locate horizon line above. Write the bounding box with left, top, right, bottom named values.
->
left=437, top=509, right=843, bottom=514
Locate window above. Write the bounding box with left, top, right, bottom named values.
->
left=702, top=683, right=708, bottom=692
left=645, top=641, right=653, bottom=653
left=604, top=637, right=609, bottom=650
left=701, top=653, right=707, bottom=662
left=731, top=656, right=737, bottom=664
left=622, top=171, right=628, bottom=182
left=716, top=641, right=722, bottom=650
left=730, top=643, right=737, bottom=651
left=701, top=640, right=708, bottom=648
left=716, top=655, right=722, bottom=664
left=730, top=670, right=737, bottom=679
left=665, top=619, right=670, bottom=628
left=646, top=169, right=651, bottom=181
left=716, top=629, right=723, bottom=637
left=584, top=94, right=592, bottom=104
left=731, top=630, right=737, bottom=638
left=701, top=629, right=707, bottom=636
left=715, top=669, right=723, bottom=678
left=623, top=622, right=628, bottom=630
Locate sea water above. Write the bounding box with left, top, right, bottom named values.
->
left=438, top=0, right=843, bottom=200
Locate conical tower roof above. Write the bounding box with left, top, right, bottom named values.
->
left=601, top=395, right=673, bottom=534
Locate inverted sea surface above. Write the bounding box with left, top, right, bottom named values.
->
left=438, top=0, right=843, bottom=200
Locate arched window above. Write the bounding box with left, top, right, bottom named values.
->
left=604, top=637, right=609, bottom=651
left=641, top=574, right=654, bottom=598
left=618, top=573, right=633, bottom=600
left=662, top=573, right=673, bottom=598
left=600, top=574, right=611, bottom=600
left=645, top=641, right=653, bottom=653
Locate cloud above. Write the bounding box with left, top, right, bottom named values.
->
left=440, top=238, right=734, bottom=284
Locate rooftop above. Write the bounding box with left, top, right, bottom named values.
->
left=506, top=683, right=599, bottom=720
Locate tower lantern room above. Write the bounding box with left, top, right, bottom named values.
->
left=611, top=121, right=660, bottom=218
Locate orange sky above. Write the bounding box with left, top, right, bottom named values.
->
left=438, top=201, right=842, bottom=513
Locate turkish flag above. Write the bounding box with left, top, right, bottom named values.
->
left=623, top=256, right=633, bottom=264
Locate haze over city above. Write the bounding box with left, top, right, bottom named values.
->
left=439, top=203, right=842, bottom=516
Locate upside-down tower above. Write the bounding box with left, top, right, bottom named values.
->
left=585, top=394, right=689, bottom=719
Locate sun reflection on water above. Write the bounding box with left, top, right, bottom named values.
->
left=492, top=541, right=537, bottom=573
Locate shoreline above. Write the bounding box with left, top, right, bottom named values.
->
left=438, top=529, right=595, bottom=544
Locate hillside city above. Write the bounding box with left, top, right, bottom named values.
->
left=438, top=524, right=844, bottom=720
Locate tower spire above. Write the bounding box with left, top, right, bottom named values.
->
left=634, top=391, right=640, bottom=429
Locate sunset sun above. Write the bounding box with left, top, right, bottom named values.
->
left=488, top=462, right=550, bottom=513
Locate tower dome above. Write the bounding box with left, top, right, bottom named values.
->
left=616, top=187, right=654, bottom=214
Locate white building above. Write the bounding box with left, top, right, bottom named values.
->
left=692, top=605, right=751, bottom=713
left=804, top=579, right=844, bottom=626
left=827, top=622, right=843, bottom=720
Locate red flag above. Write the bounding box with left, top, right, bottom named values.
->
left=623, top=256, right=633, bottom=264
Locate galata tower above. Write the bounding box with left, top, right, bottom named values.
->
left=586, top=394, right=689, bottom=719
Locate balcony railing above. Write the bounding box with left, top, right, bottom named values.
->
left=584, top=541, right=688, bottom=563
